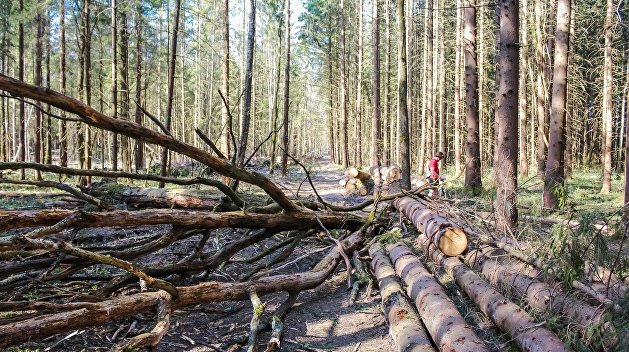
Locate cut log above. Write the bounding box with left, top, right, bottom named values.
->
left=391, top=196, right=467, bottom=256
left=386, top=165, right=401, bottom=182
left=464, top=248, right=609, bottom=340
left=368, top=243, right=434, bottom=352
left=397, top=241, right=569, bottom=352
left=387, top=243, right=489, bottom=352
left=347, top=167, right=371, bottom=181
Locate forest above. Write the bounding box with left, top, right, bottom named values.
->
left=0, top=0, right=628, bottom=350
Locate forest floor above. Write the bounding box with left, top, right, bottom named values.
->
left=2, top=157, right=628, bottom=352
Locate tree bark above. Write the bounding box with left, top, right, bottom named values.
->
left=371, top=0, right=382, bottom=168
left=134, top=6, right=144, bottom=172
left=534, top=0, right=548, bottom=176
left=111, top=0, right=119, bottom=171
left=387, top=243, right=488, bottom=351
left=600, top=0, right=614, bottom=193
left=158, top=0, right=181, bottom=186
left=494, top=0, right=519, bottom=232
left=396, top=0, right=411, bottom=189
left=340, top=0, right=349, bottom=169
left=453, top=0, right=462, bottom=175
left=464, top=0, right=481, bottom=191
left=280, top=0, right=291, bottom=175
left=18, top=0, right=25, bottom=180
left=518, top=0, right=529, bottom=177
left=221, top=0, right=231, bottom=157
left=236, top=0, right=256, bottom=167
left=369, top=244, right=434, bottom=352
left=34, top=9, right=44, bottom=181
left=542, top=0, right=571, bottom=209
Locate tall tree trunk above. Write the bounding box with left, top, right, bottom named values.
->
left=420, top=0, right=433, bottom=173
left=384, top=0, right=391, bottom=166
left=269, top=32, right=281, bottom=173
left=518, top=0, right=529, bottom=177
left=542, top=0, right=571, bottom=209
left=120, top=7, right=131, bottom=173
left=453, top=0, right=462, bottom=175
left=280, top=0, right=291, bottom=175
left=624, top=55, right=629, bottom=215
left=464, top=0, right=481, bottom=191
left=396, top=0, right=411, bottom=189
left=158, top=0, right=181, bottom=186
left=600, top=0, right=614, bottom=193
left=34, top=9, right=43, bottom=180
left=437, top=0, right=446, bottom=155
left=134, top=6, right=144, bottom=172
left=354, top=0, right=364, bottom=167
left=83, top=0, right=92, bottom=181
left=535, top=0, right=548, bottom=175
left=495, top=0, right=519, bottom=232
left=371, top=0, right=382, bottom=167
left=327, top=13, right=335, bottom=164
left=18, top=0, right=25, bottom=179
left=340, top=0, right=349, bottom=169
left=221, top=0, right=231, bottom=157
left=236, top=0, right=256, bottom=167
left=111, top=0, right=118, bottom=171
left=45, top=9, right=52, bottom=165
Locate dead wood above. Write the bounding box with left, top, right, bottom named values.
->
left=369, top=243, right=434, bottom=352
left=0, top=74, right=297, bottom=211
left=346, top=167, right=371, bottom=181
left=113, top=291, right=172, bottom=351
left=0, top=162, right=245, bottom=207
left=0, top=208, right=363, bottom=233
left=464, top=248, right=608, bottom=338
left=0, top=178, right=112, bottom=210
left=0, top=227, right=368, bottom=348
left=391, top=195, right=468, bottom=256
left=246, top=290, right=266, bottom=352
left=387, top=243, right=489, bottom=351
left=393, top=242, right=569, bottom=352
left=264, top=291, right=299, bottom=352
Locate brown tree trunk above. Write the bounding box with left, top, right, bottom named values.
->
left=119, top=7, right=131, bottom=173
left=542, top=0, right=571, bottom=209
left=371, top=0, right=382, bottom=168
left=134, top=7, right=144, bottom=172
left=280, top=0, right=291, bottom=175
left=453, top=0, right=462, bottom=175
left=354, top=0, right=364, bottom=167
left=111, top=0, right=118, bottom=171
left=158, top=0, right=181, bottom=187
left=419, top=0, right=433, bottom=173
left=18, top=0, right=25, bottom=180
left=340, top=0, right=349, bottom=169
left=34, top=9, right=43, bottom=181
left=236, top=0, right=256, bottom=167
left=384, top=0, right=391, bottom=166
left=624, top=56, right=629, bottom=214
left=396, top=0, right=410, bottom=189
left=535, top=0, right=548, bottom=176
left=518, top=0, right=529, bottom=177
left=82, top=0, right=92, bottom=180
left=221, top=0, right=231, bottom=158
left=464, top=0, right=481, bottom=192
left=600, top=0, right=614, bottom=193
left=495, top=0, right=519, bottom=232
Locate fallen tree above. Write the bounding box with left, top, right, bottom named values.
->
left=387, top=243, right=489, bottom=352
left=369, top=243, right=434, bottom=352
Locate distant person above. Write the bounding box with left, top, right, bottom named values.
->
left=427, top=151, right=445, bottom=186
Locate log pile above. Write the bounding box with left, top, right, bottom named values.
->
left=339, top=167, right=375, bottom=196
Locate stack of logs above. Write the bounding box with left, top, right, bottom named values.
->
left=338, top=165, right=401, bottom=196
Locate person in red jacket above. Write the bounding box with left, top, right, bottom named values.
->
left=427, top=151, right=445, bottom=185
